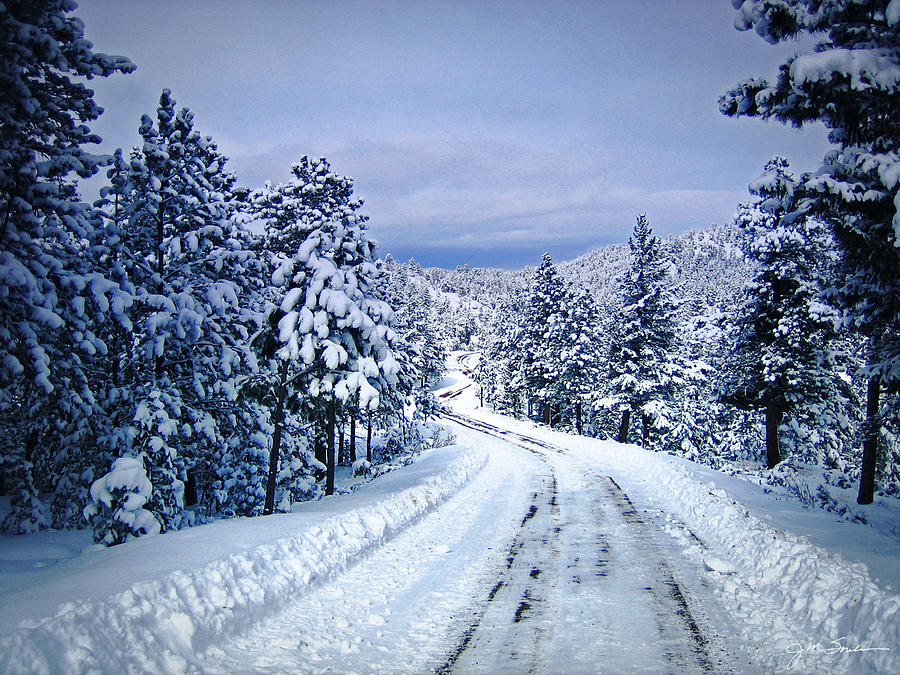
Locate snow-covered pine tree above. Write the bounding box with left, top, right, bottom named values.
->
left=478, top=295, right=529, bottom=415
left=271, top=212, right=402, bottom=494
left=721, top=0, right=900, bottom=502
left=92, top=90, right=266, bottom=534
left=0, top=0, right=134, bottom=532
left=720, top=157, right=848, bottom=469
left=520, top=254, right=570, bottom=426
left=250, top=157, right=404, bottom=505
left=551, top=287, right=602, bottom=434
left=610, top=215, right=681, bottom=446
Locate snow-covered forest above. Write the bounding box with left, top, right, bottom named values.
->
left=2, top=0, right=899, bottom=570
left=0, top=5, right=451, bottom=542
left=389, top=201, right=900, bottom=518
left=2, top=0, right=900, bottom=672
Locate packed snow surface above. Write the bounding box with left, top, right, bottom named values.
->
left=0, top=352, right=897, bottom=673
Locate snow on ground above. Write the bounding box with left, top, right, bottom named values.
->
left=0, top=445, right=485, bottom=673
left=0, top=350, right=896, bottom=674
left=444, top=353, right=899, bottom=673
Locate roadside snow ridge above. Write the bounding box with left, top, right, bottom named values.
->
left=0, top=445, right=486, bottom=674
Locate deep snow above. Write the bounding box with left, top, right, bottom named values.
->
left=0, top=352, right=897, bottom=673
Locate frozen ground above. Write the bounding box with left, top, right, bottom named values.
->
left=0, top=352, right=897, bottom=673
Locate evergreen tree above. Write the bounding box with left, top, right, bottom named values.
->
left=271, top=213, right=402, bottom=495
left=721, top=0, right=900, bottom=502
left=551, top=287, right=602, bottom=434
left=91, top=90, right=266, bottom=536
left=720, top=157, right=848, bottom=469
left=610, top=215, right=681, bottom=445
left=521, top=254, right=568, bottom=425
left=249, top=157, right=401, bottom=506
left=0, top=0, right=134, bottom=532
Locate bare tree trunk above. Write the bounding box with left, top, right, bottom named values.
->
left=576, top=402, right=583, bottom=435
left=765, top=401, right=783, bottom=469
left=366, top=413, right=373, bottom=463
left=858, top=376, right=880, bottom=505
left=543, top=400, right=551, bottom=426
left=338, top=417, right=345, bottom=466
left=263, top=360, right=289, bottom=515
left=349, top=414, right=357, bottom=464
left=641, top=413, right=649, bottom=446
left=154, top=211, right=165, bottom=380
left=326, top=401, right=336, bottom=496
left=617, top=409, right=631, bottom=444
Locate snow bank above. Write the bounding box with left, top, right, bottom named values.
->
left=590, top=441, right=899, bottom=674
left=0, top=445, right=486, bottom=674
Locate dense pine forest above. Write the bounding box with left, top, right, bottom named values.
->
left=2, top=0, right=899, bottom=548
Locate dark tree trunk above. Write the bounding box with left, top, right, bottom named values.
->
left=617, top=409, right=631, bottom=444
left=641, top=413, right=649, bottom=446
left=576, top=402, right=583, bottom=435
left=326, top=401, right=336, bottom=496
left=314, top=425, right=326, bottom=467
left=338, top=420, right=345, bottom=466
left=765, top=401, right=783, bottom=469
left=858, top=376, right=881, bottom=505
left=154, top=212, right=165, bottom=379
left=366, top=414, right=373, bottom=463
left=349, top=415, right=357, bottom=464
left=263, top=360, right=289, bottom=515
left=543, top=400, right=551, bottom=426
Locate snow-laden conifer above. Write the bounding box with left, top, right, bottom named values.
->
left=88, top=90, right=267, bottom=535
left=609, top=215, right=683, bottom=446
left=720, top=158, right=854, bottom=469
left=721, top=0, right=900, bottom=502
left=0, top=0, right=134, bottom=533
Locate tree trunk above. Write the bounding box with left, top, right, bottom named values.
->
left=349, top=415, right=357, bottom=464
left=263, top=360, right=289, bottom=515
left=543, top=400, right=551, bottom=426
left=314, top=431, right=326, bottom=467
left=366, top=413, right=373, bottom=463
left=858, top=376, right=881, bottom=505
left=641, top=413, right=649, bottom=446
left=326, top=401, right=336, bottom=496
left=154, top=211, right=165, bottom=379
left=765, top=401, right=783, bottom=469
left=617, top=409, right=631, bottom=444
left=576, top=402, right=583, bottom=435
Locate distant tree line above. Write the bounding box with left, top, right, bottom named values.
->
left=470, top=0, right=900, bottom=506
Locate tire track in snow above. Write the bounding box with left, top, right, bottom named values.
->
left=439, top=410, right=730, bottom=674
left=602, top=476, right=717, bottom=673
left=197, top=433, right=544, bottom=674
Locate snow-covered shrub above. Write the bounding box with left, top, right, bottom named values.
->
left=352, top=458, right=373, bottom=477
left=424, top=422, right=456, bottom=449
left=1, top=474, right=50, bottom=535
left=84, top=457, right=161, bottom=546
left=276, top=444, right=324, bottom=511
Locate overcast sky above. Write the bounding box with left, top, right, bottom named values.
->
left=76, top=0, right=832, bottom=269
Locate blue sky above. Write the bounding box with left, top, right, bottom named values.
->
left=77, top=0, right=831, bottom=269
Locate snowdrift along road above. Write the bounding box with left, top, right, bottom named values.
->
left=0, top=446, right=486, bottom=673
left=0, top=356, right=897, bottom=673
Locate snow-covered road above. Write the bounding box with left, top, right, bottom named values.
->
left=2, top=356, right=897, bottom=673
left=200, top=409, right=737, bottom=674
